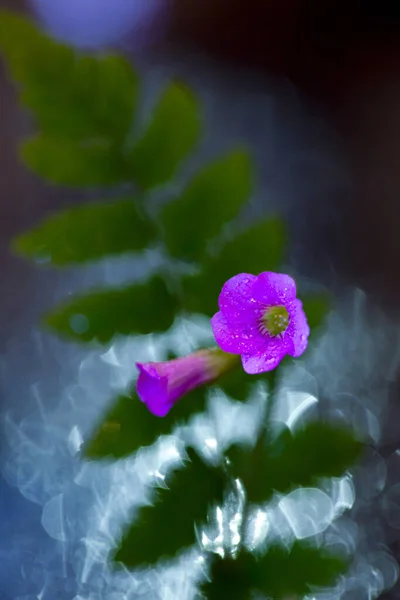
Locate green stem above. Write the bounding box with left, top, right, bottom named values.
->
left=238, top=365, right=281, bottom=552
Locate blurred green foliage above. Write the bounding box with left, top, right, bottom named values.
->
left=228, top=421, right=362, bottom=503
left=44, top=276, right=178, bottom=343
left=114, top=448, right=225, bottom=568
left=202, top=543, right=348, bottom=599
left=21, top=135, right=131, bottom=187
left=0, top=11, right=360, bottom=598
left=128, top=82, right=201, bottom=190
left=161, top=150, right=252, bottom=262
left=301, top=293, right=331, bottom=332
left=0, top=14, right=138, bottom=142
left=13, top=197, right=156, bottom=265
left=84, top=387, right=208, bottom=460
left=181, top=217, right=287, bottom=316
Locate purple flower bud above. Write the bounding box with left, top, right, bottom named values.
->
left=211, top=272, right=310, bottom=374
left=136, top=349, right=240, bottom=417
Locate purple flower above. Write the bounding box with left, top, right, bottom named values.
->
left=211, top=272, right=310, bottom=374
left=136, top=349, right=240, bottom=417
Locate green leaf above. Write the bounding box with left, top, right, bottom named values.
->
left=216, top=357, right=285, bottom=402
left=21, top=135, right=129, bottom=187
left=113, top=448, right=225, bottom=568
left=161, top=150, right=253, bottom=262
left=301, top=292, right=331, bottom=332
left=181, top=217, right=287, bottom=316
left=228, top=421, right=362, bottom=504
left=12, top=198, right=156, bottom=266
left=216, top=367, right=262, bottom=402
left=0, top=12, right=139, bottom=141
left=202, top=543, right=347, bottom=599
left=30, top=54, right=139, bottom=142
left=44, top=276, right=179, bottom=343
left=128, top=81, right=200, bottom=189
left=0, top=11, right=60, bottom=80
left=84, top=387, right=208, bottom=460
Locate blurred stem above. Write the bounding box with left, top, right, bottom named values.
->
left=238, top=366, right=280, bottom=553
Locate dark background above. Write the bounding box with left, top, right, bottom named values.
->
left=165, top=0, right=400, bottom=308
left=2, top=0, right=400, bottom=598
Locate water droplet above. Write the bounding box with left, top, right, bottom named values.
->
left=69, top=314, right=89, bottom=334
left=34, top=249, right=51, bottom=264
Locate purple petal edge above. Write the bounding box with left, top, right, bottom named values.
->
left=136, top=362, right=171, bottom=417
left=241, top=350, right=284, bottom=374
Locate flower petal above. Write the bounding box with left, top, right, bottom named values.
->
left=212, top=273, right=267, bottom=354
left=252, top=272, right=297, bottom=307
left=286, top=299, right=310, bottom=357
left=136, top=363, right=171, bottom=417
left=241, top=348, right=284, bottom=374
left=211, top=310, right=264, bottom=355
left=136, top=350, right=241, bottom=417
left=210, top=311, right=238, bottom=353
left=218, top=273, right=258, bottom=317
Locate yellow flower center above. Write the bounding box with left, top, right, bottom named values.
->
left=262, top=305, right=289, bottom=336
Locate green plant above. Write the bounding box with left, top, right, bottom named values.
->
left=0, top=11, right=363, bottom=598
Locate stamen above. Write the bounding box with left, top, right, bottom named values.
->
left=261, top=305, right=289, bottom=337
